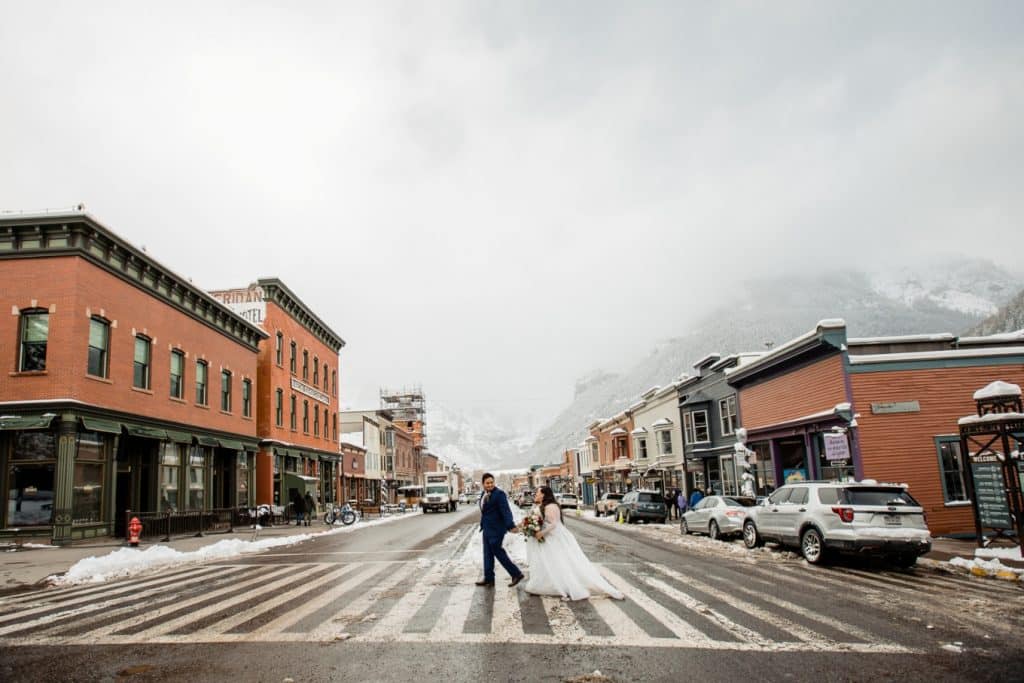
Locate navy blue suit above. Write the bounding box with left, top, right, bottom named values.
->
left=479, top=487, right=523, bottom=583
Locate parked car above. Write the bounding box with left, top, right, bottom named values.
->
left=614, top=490, right=667, bottom=524
left=741, top=481, right=932, bottom=567
left=516, top=491, right=534, bottom=508
left=681, top=495, right=757, bottom=540
left=458, top=493, right=470, bottom=504
left=595, top=492, right=624, bottom=517
left=555, top=492, right=579, bottom=509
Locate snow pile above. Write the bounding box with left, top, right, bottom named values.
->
left=52, top=510, right=423, bottom=586
left=948, top=556, right=1024, bottom=580
left=976, top=545, right=1023, bottom=561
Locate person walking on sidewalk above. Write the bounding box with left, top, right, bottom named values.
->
left=303, top=492, right=316, bottom=527
left=476, top=472, right=524, bottom=588
left=291, top=490, right=306, bottom=526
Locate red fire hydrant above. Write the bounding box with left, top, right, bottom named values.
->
left=128, top=517, right=143, bottom=547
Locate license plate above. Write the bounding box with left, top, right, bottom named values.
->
left=884, top=514, right=901, bottom=526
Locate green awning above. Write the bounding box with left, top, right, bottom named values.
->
left=81, top=417, right=122, bottom=434
left=0, top=414, right=56, bottom=431
left=241, top=441, right=259, bottom=452
left=165, top=429, right=193, bottom=444
left=196, top=435, right=220, bottom=447
left=218, top=438, right=244, bottom=451
left=125, top=425, right=168, bottom=440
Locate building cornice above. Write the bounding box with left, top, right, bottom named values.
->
left=257, top=278, right=346, bottom=352
left=0, top=212, right=267, bottom=352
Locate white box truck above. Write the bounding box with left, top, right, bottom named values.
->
left=423, top=471, right=458, bottom=513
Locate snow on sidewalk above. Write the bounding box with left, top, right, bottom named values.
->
left=51, top=510, right=423, bottom=586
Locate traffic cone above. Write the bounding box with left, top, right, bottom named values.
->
left=617, top=510, right=624, bottom=524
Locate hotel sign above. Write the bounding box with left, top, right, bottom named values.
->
left=870, top=401, right=920, bottom=415
left=210, top=286, right=266, bottom=327
left=291, top=377, right=330, bottom=405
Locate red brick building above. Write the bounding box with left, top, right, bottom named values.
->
left=0, top=211, right=265, bottom=543
left=209, top=280, right=345, bottom=514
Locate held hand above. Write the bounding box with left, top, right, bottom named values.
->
left=534, top=531, right=542, bottom=540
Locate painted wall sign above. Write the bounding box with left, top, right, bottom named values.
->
left=210, top=286, right=267, bottom=327
left=870, top=401, right=920, bottom=414
left=291, top=377, right=330, bottom=405
left=823, top=433, right=851, bottom=461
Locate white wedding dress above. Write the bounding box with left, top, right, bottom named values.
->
left=524, top=502, right=624, bottom=601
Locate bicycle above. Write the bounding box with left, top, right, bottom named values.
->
left=324, top=502, right=358, bottom=526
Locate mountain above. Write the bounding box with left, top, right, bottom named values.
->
left=427, top=403, right=534, bottom=472
left=966, top=287, right=1024, bottom=336
left=521, top=260, right=1023, bottom=468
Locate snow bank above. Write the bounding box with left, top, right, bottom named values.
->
left=948, top=556, right=1024, bottom=581
left=975, top=546, right=1023, bottom=561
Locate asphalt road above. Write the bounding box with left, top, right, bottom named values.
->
left=2, top=506, right=1022, bottom=682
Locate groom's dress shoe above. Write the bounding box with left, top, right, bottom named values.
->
left=475, top=580, right=495, bottom=587
left=508, top=575, right=524, bottom=588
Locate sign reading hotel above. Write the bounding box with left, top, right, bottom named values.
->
left=291, top=377, right=330, bottom=405
left=209, top=286, right=266, bottom=327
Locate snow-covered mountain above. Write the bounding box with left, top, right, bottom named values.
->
left=517, top=259, right=1023, bottom=469
left=427, top=403, right=534, bottom=472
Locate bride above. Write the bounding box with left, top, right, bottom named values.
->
left=523, top=486, right=624, bottom=601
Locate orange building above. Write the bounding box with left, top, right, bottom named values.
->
left=209, top=280, right=345, bottom=513
left=595, top=412, right=634, bottom=494
left=0, top=211, right=265, bottom=543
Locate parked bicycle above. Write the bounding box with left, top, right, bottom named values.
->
left=324, top=501, right=359, bottom=526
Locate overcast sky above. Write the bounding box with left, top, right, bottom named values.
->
left=2, top=2, right=1022, bottom=431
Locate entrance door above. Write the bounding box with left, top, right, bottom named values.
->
left=114, top=469, right=131, bottom=537
left=778, top=438, right=808, bottom=484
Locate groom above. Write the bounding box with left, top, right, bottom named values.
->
left=476, top=473, right=525, bottom=588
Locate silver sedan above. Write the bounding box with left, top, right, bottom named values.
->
left=681, top=495, right=757, bottom=541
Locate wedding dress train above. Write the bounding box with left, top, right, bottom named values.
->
left=524, top=502, right=624, bottom=601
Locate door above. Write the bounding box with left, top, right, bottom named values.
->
left=775, top=485, right=809, bottom=544
left=758, top=487, right=792, bottom=539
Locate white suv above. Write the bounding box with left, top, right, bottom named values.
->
left=742, top=481, right=932, bottom=567
left=554, top=492, right=579, bottom=509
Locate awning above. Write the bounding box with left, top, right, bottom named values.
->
left=125, top=424, right=168, bottom=440
left=241, top=441, right=259, bottom=452
left=81, top=417, right=122, bottom=434
left=197, top=435, right=220, bottom=447
left=165, top=429, right=193, bottom=444
left=0, top=414, right=56, bottom=431
left=217, top=438, right=244, bottom=451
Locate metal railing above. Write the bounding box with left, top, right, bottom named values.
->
left=123, top=507, right=283, bottom=543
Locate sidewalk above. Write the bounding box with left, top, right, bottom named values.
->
left=924, top=536, right=1024, bottom=568
left=0, top=520, right=368, bottom=595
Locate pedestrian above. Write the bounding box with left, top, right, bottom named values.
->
left=676, top=489, right=688, bottom=517
left=475, top=472, right=525, bottom=588
left=304, top=492, right=316, bottom=527
left=663, top=489, right=675, bottom=520
left=291, top=490, right=306, bottom=526
left=689, top=487, right=703, bottom=509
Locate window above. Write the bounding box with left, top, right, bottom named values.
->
left=196, top=360, right=208, bottom=405
left=237, top=452, right=251, bottom=507
left=313, top=357, right=319, bottom=385
left=302, top=350, right=309, bottom=380
left=160, top=443, right=181, bottom=511
left=169, top=349, right=184, bottom=398
left=188, top=448, right=205, bottom=509
left=8, top=431, right=57, bottom=526
left=636, top=438, right=647, bottom=459
left=323, top=363, right=329, bottom=392
left=220, top=370, right=232, bottom=411
left=133, top=336, right=151, bottom=389
left=87, top=317, right=110, bottom=378
left=332, top=370, right=337, bottom=397
left=18, top=309, right=48, bottom=371
left=275, top=389, right=284, bottom=426
left=683, top=410, right=710, bottom=444
left=719, top=396, right=738, bottom=436
left=332, top=413, right=337, bottom=442
left=658, top=429, right=673, bottom=455
left=290, top=394, right=297, bottom=429
left=314, top=406, right=320, bottom=437
left=73, top=431, right=106, bottom=524
left=937, top=439, right=969, bottom=503
left=590, top=442, right=598, bottom=462
left=275, top=332, right=283, bottom=366
left=289, top=341, right=297, bottom=373
left=242, top=379, right=252, bottom=417
left=303, top=400, right=309, bottom=433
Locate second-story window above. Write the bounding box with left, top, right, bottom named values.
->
left=658, top=429, right=673, bottom=455
left=133, top=335, right=151, bottom=389
left=87, top=317, right=110, bottom=378
left=683, top=410, right=710, bottom=444
left=169, top=349, right=184, bottom=398
left=196, top=360, right=208, bottom=405
left=19, top=309, right=49, bottom=371
left=289, top=341, right=297, bottom=374
left=636, top=438, right=647, bottom=459
left=302, top=400, right=309, bottom=433
left=220, top=370, right=232, bottom=412
left=242, top=379, right=252, bottom=417
left=323, top=363, right=329, bottom=393
left=302, top=350, right=309, bottom=380
left=313, top=357, right=319, bottom=385
left=290, top=394, right=297, bottom=429
left=332, top=370, right=337, bottom=397
left=719, top=395, right=738, bottom=436
left=275, top=389, right=284, bottom=426
left=275, top=332, right=283, bottom=366
left=314, top=406, right=319, bottom=437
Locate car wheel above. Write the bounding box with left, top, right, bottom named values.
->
left=743, top=520, right=763, bottom=549
left=709, top=520, right=720, bottom=541
left=801, top=527, right=826, bottom=565
left=681, top=518, right=689, bottom=535
left=626, top=511, right=633, bottom=524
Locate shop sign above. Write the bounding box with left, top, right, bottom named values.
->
left=291, top=377, right=330, bottom=405
left=970, top=452, right=1013, bottom=529
left=210, top=286, right=266, bottom=326
left=685, top=460, right=703, bottom=473
left=823, top=433, right=850, bottom=461
left=871, top=401, right=920, bottom=415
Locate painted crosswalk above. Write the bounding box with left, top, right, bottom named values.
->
left=2, top=527, right=1019, bottom=653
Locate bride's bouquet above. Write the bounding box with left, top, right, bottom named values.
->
left=519, top=512, right=545, bottom=542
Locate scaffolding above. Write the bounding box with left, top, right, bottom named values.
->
left=380, top=385, right=427, bottom=448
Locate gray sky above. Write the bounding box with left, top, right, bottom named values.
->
left=2, top=2, right=1022, bottom=430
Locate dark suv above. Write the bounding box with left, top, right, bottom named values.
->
left=614, top=490, right=668, bottom=524
left=742, top=481, right=932, bottom=567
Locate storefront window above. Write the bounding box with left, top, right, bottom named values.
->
left=160, top=443, right=181, bottom=511
left=720, top=456, right=737, bottom=496
left=237, top=452, right=250, bottom=508
left=8, top=431, right=56, bottom=526
left=779, top=438, right=808, bottom=484
left=815, top=433, right=855, bottom=482
left=188, top=448, right=205, bottom=510
left=73, top=431, right=106, bottom=524
left=749, top=443, right=776, bottom=496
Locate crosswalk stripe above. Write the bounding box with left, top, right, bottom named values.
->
left=539, top=596, right=588, bottom=642
left=282, top=563, right=380, bottom=634
left=595, top=565, right=700, bottom=642
left=0, top=565, right=219, bottom=607
left=374, top=560, right=451, bottom=636
left=304, top=561, right=422, bottom=639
